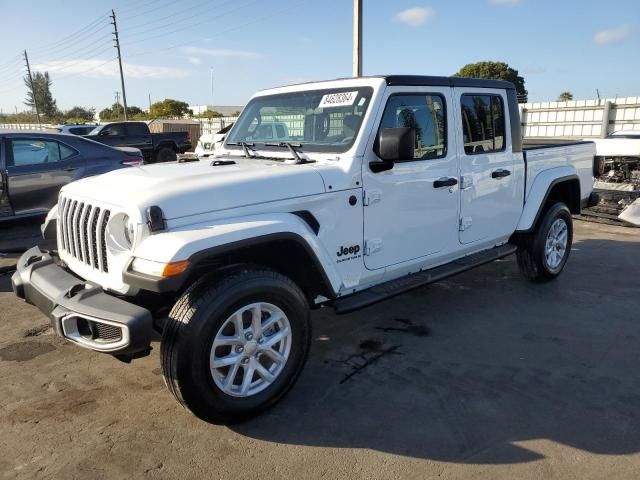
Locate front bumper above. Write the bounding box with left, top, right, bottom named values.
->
left=11, top=246, right=152, bottom=355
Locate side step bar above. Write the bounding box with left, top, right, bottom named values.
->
left=333, top=243, right=518, bottom=314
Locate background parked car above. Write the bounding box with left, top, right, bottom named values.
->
left=52, top=124, right=99, bottom=136
left=0, top=130, right=143, bottom=221
left=194, top=124, right=234, bottom=158
left=85, top=121, right=192, bottom=163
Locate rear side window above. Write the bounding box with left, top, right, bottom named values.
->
left=460, top=94, right=506, bottom=154
left=127, top=123, right=148, bottom=136
left=9, top=139, right=77, bottom=166
left=378, top=94, right=447, bottom=160
left=69, top=127, right=91, bottom=135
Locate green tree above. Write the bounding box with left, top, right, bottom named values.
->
left=64, top=106, right=95, bottom=122
left=454, top=61, right=528, bottom=103
left=99, top=103, right=145, bottom=121
left=150, top=98, right=192, bottom=118
left=558, top=92, right=573, bottom=102
left=23, top=71, right=58, bottom=118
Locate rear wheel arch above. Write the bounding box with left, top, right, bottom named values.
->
left=521, top=175, right=581, bottom=233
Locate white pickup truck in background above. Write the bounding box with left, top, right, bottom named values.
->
left=589, top=130, right=640, bottom=225
left=13, top=75, right=599, bottom=424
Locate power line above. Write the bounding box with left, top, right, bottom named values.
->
left=30, top=38, right=114, bottom=72
left=126, top=0, right=309, bottom=59
left=121, top=0, right=229, bottom=33
left=124, top=0, right=262, bottom=47
left=28, top=13, right=110, bottom=54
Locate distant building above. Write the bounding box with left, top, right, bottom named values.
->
left=189, top=105, right=244, bottom=116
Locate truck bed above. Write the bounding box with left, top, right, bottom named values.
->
left=522, top=141, right=595, bottom=202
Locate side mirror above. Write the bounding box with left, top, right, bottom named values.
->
left=370, top=127, right=415, bottom=173
left=376, top=127, right=415, bottom=161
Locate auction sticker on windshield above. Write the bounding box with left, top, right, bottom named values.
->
left=319, top=91, right=359, bottom=108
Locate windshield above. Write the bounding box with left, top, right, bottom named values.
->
left=226, top=87, right=373, bottom=153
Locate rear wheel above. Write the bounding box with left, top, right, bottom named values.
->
left=517, top=203, right=573, bottom=282
left=155, top=147, right=177, bottom=163
left=160, top=267, right=311, bottom=424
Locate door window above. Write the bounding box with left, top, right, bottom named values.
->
left=378, top=94, right=447, bottom=160
left=460, top=94, right=506, bottom=154
left=10, top=139, right=61, bottom=166
left=101, top=124, right=126, bottom=136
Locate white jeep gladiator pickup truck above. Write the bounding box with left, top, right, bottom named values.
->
left=12, top=75, right=599, bottom=423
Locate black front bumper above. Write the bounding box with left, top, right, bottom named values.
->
left=12, top=246, right=152, bottom=355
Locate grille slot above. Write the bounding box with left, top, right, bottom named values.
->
left=92, top=321, right=123, bottom=342
left=59, top=196, right=111, bottom=273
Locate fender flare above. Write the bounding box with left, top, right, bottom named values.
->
left=123, top=213, right=341, bottom=295
left=516, top=169, right=580, bottom=232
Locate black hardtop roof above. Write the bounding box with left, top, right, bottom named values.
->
left=384, top=75, right=516, bottom=90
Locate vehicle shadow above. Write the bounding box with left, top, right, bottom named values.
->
left=231, top=236, right=640, bottom=464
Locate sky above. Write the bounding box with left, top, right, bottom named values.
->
left=0, top=0, right=638, bottom=113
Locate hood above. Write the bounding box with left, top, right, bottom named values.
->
left=63, top=158, right=326, bottom=220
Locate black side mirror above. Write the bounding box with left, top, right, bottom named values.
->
left=370, top=127, right=415, bottom=173
left=376, top=127, right=415, bottom=161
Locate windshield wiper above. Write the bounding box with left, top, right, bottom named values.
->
left=226, top=141, right=256, bottom=158
left=265, top=142, right=315, bottom=164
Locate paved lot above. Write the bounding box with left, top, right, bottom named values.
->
left=0, top=220, right=639, bottom=479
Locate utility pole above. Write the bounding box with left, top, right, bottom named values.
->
left=352, top=0, right=362, bottom=77
left=114, top=92, right=121, bottom=119
left=148, top=93, right=152, bottom=113
left=110, top=9, right=128, bottom=121
left=23, top=50, right=41, bottom=125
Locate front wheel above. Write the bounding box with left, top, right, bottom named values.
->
left=160, top=267, right=311, bottom=424
left=516, top=203, right=573, bottom=282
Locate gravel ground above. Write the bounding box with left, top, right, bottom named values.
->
left=0, top=220, right=639, bottom=479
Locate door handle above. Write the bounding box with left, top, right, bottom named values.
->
left=492, top=169, right=511, bottom=179
left=64, top=167, right=77, bottom=172
left=433, top=177, right=458, bottom=188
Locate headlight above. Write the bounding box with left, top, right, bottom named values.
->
left=123, top=215, right=136, bottom=248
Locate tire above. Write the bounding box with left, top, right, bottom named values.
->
left=516, top=202, right=573, bottom=282
left=155, top=147, right=177, bottom=163
left=161, top=267, right=311, bottom=424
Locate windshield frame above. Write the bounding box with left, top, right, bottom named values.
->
left=224, top=86, right=374, bottom=155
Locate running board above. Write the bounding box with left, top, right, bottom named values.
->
left=333, top=244, right=518, bottom=314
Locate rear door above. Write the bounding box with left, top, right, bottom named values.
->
left=6, top=137, right=76, bottom=214
left=125, top=122, right=153, bottom=156
left=455, top=90, right=522, bottom=244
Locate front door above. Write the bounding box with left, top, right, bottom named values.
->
left=455, top=90, right=522, bottom=244
left=362, top=88, right=460, bottom=270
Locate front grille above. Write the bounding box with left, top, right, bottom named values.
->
left=59, top=197, right=111, bottom=273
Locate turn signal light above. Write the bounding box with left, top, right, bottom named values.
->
left=161, top=260, right=190, bottom=278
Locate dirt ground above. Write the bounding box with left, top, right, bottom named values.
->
left=1, top=220, right=639, bottom=479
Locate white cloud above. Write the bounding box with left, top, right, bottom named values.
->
left=594, top=25, right=630, bottom=45
left=490, top=0, right=524, bottom=6
left=394, top=7, right=434, bottom=27
left=34, top=59, right=188, bottom=79
left=181, top=46, right=261, bottom=58
left=188, top=57, right=202, bottom=65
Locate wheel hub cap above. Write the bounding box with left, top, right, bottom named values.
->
left=544, top=218, right=568, bottom=271
left=210, top=302, right=292, bottom=398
